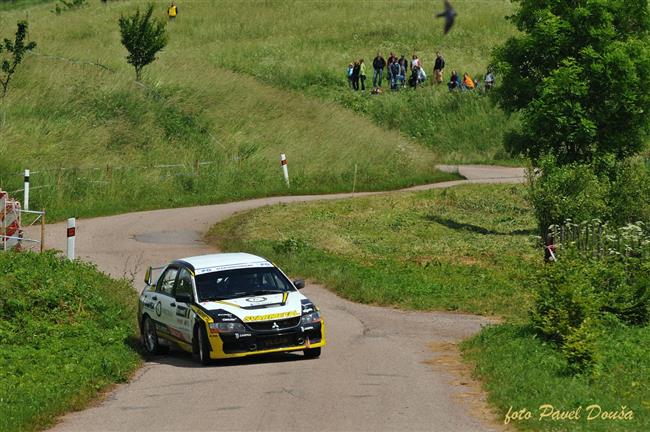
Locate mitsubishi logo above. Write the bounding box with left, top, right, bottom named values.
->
left=272, top=322, right=280, bottom=330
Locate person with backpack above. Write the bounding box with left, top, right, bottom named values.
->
left=372, top=52, right=386, bottom=88
left=433, top=52, right=445, bottom=84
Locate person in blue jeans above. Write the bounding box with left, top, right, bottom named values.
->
left=372, top=52, right=386, bottom=88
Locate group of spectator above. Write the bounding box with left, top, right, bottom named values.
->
left=346, top=51, right=495, bottom=93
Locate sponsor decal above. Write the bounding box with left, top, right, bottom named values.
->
left=243, top=311, right=300, bottom=322
left=272, top=322, right=280, bottom=330
left=246, top=297, right=267, bottom=303
left=195, top=262, right=273, bottom=275
left=155, top=301, right=162, bottom=317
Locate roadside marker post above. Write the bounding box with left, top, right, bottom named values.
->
left=280, top=153, right=290, bottom=187
left=66, top=217, right=76, bottom=260
left=24, top=169, right=30, bottom=211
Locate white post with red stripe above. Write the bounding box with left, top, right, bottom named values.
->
left=280, top=153, right=290, bottom=187
left=24, top=169, right=30, bottom=211
left=66, top=218, right=76, bottom=260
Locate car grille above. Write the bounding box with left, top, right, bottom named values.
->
left=246, top=316, right=301, bottom=332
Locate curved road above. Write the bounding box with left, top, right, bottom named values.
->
left=38, top=165, right=523, bottom=432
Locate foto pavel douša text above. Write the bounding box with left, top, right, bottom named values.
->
left=504, top=404, right=634, bottom=424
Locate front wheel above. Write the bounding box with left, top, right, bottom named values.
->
left=303, top=347, right=321, bottom=359
left=142, top=316, right=166, bottom=355
left=194, top=324, right=212, bottom=365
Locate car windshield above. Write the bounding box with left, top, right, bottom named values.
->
left=196, top=267, right=294, bottom=302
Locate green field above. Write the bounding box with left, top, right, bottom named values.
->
left=210, top=184, right=649, bottom=431
left=210, top=184, right=537, bottom=319
left=0, top=252, right=141, bottom=432
left=0, top=0, right=515, bottom=220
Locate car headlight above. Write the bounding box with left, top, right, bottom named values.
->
left=209, top=322, right=246, bottom=334
left=300, top=311, right=321, bottom=325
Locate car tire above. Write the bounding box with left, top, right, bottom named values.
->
left=142, top=316, right=167, bottom=355
left=303, top=347, right=321, bottom=359
left=195, top=324, right=212, bottom=366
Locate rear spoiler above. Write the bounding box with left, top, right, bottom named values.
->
left=144, top=265, right=166, bottom=286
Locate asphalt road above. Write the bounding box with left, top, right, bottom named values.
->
left=36, top=165, right=524, bottom=432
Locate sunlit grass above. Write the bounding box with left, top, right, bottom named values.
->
left=209, top=183, right=537, bottom=318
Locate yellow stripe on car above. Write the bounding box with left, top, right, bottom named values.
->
left=243, top=311, right=300, bottom=322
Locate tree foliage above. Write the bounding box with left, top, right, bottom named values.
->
left=492, top=0, right=650, bottom=166
left=118, top=4, right=167, bottom=82
left=0, top=20, right=37, bottom=98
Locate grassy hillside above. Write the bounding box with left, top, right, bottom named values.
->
left=205, top=0, right=518, bottom=163
left=0, top=0, right=514, bottom=220
left=0, top=252, right=140, bottom=432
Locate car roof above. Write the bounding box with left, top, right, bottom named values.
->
left=175, top=253, right=271, bottom=272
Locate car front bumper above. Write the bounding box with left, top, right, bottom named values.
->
left=207, top=321, right=326, bottom=359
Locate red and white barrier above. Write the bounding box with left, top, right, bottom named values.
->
left=1, top=189, right=22, bottom=251
left=66, top=217, right=76, bottom=260
left=24, top=169, right=30, bottom=211
left=280, top=153, right=289, bottom=187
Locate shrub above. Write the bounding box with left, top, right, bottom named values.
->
left=529, top=156, right=650, bottom=237
left=528, top=156, right=609, bottom=237
left=531, top=249, right=650, bottom=372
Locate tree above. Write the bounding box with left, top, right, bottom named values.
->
left=119, top=4, right=167, bottom=82
left=0, top=21, right=37, bottom=99
left=492, top=0, right=650, bottom=167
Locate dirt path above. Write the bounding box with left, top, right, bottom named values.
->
left=38, top=165, right=523, bottom=431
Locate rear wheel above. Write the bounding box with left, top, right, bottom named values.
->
left=142, top=316, right=167, bottom=355
left=194, top=324, right=212, bottom=365
left=303, top=347, right=321, bottom=359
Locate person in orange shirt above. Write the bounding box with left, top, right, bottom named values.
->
left=462, top=72, right=475, bottom=90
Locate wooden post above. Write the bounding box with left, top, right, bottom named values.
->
left=195, top=159, right=200, bottom=176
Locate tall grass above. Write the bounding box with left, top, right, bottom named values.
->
left=196, top=0, right=519, bottom=163
left=0, top=1, right=461, bottom=220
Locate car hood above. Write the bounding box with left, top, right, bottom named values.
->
left=199, top=291, right=305, bottom=322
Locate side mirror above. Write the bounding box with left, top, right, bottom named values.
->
left=175, top=292, right=192, bottom=304
left=144, top=267, right=152, bottom=285
left=293, top=279, right=305, bottom=290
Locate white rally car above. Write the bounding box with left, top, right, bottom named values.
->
left=138, top=253, right=325, bottom=364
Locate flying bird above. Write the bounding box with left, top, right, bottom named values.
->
left=436, top=0, right=457, bottom=35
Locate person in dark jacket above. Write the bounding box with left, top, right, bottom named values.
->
left=351, top=61, right=361, bottom=91
left=433, top=52, right=445, bottom=84
left=372, top=52, right=386, bottom=88
left=447, top=70, right=461, bottom=90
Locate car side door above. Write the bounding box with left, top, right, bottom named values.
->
left=155, top=266, right=179, bottom=340
left=172, top=267, right=194, bottom=344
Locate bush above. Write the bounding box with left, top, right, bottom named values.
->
left=606, top=158, right=650, bottom=226
left=528, top=156, right=609, bottom=237
left=531, top=249, right=650, bottom=372
left=529, top=156, right=650, bottom=237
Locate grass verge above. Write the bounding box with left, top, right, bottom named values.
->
left=208, top=184, right=537, bottom=319
left=0, top=251, right=141, bottom=432
left=462, top=324, right=650, bottom=431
